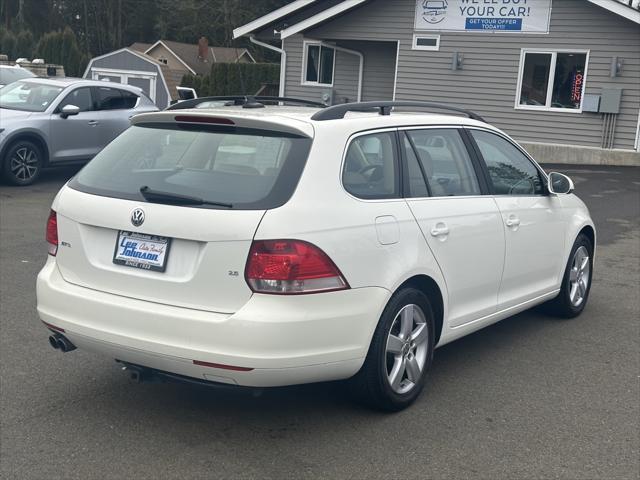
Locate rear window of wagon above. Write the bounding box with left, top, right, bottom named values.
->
left=69, top=124, right=312, bottom=210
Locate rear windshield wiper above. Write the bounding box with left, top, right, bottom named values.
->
left=139, top=186, right=233, bottom=208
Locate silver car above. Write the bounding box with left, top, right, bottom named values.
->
left=0, top=78, right=158, bottom=185
left=0, top=64, right=36, bottom=87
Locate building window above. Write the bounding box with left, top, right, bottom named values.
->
left=158, top=56, right=168, bottom=65
left=303, top=42, right=335, bottom=86
left=516, top=50, right=589, bottom=112
left=412, top=34, right=440, bottom=51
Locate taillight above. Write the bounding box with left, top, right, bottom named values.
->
left=245, top=240, right=349, bottom=294
left=46, top=210, right=58, bottom=256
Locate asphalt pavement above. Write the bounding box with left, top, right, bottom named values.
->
left=1, top=164, right=638, bottom=480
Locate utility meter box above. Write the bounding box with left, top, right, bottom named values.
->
left=320, top=89, right=334, bottom=106
left=600, top=89, right=622, bottom=114
left=582, top=94, right=600, bottom=113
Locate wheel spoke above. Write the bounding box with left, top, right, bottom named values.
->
left=405, top=356, right=421, bottom=383
left=386, top=334, right=403, bottom=355
left=410, top=323, right=428, bottom=346
left=579, top=256, right=589, bottom=272
left=578, top=278, right=587, bottom=297
left=569, top=267, right=578, bottom=283
left=388, top=357, right=406, bottom=391
left=569, top=283, right=579, bottom=304
left=16, top=148, right=26, bottom=161
left=400, top=305, right=414, bottom=339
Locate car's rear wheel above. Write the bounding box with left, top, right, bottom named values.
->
left=543, top=233, right=593, bottom=318
left=350, top=288, right=435, bottom=411
left=2, top=140, right=43, bottom=186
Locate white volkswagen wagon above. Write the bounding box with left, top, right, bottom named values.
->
left=37, top=98, right=595, bottom=411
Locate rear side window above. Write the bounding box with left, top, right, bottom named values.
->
left=69, top=124, right=312, bottom=210
left=120, top=90, right=139, bottom=109
left=470, top=130, right=544, bottom=195
left=404, top=129, right=480, bottom=197
left=96, top=87, right=137, bottom=110
left=342, top=132, right=399, bottom=199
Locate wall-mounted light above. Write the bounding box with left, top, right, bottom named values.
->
left=610, top=57, right=623, bottom=77
left=452, top=52, right=463, bottom=71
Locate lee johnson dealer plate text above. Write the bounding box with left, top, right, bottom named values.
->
left=113, top=231, right=171, bottom=272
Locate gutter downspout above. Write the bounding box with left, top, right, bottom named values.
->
left=249, top=35, right=286, bottom=97
left=322, top=42, right=363, bottom=102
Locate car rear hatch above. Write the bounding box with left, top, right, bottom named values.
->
left=54, top=111, right=313, bottom=313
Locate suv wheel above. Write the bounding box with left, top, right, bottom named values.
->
left=350, top=288, right=435, bottom=411
left=543, top=233, right=593, bottom=318
left=2, top=140, right=43, bottom=186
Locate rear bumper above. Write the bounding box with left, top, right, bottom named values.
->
left=36, top=259, right=389, bottom=387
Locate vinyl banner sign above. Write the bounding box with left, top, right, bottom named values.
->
left=415, top=0, right=552, bottom=33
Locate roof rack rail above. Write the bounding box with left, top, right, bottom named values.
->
left=167, top=96, right=327, bottom=111
left=310, top=101, right=486, bottom=122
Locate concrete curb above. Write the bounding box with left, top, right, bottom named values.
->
left=521, top=142, right=640, bottom=167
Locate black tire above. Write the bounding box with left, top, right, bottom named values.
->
left=2, top=140, right=44, bottom=186
left=350, top=288, right=435, bottom=412
left=543, top=233, right=594, bottom=318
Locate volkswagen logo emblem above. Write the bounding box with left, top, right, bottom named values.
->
left=130, top=208, right=145, bottom=227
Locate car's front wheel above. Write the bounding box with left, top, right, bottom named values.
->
left=2, top=140, right=43, bottom=186
left=544, top=233, right=594, bottom=318
left=351, top=288, right=435, bottom=411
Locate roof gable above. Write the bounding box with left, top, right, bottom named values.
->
left=145, top=40, right=253, bottom=76
left=588, top=0, right=640, bottom=23
left=236, top=0, right=640, bottom=39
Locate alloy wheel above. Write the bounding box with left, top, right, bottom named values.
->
left=385, top=304, right=429, bottom=394
left=10, top=147, right=39, bottom=182
left=569, top=246, right=590, bottom=307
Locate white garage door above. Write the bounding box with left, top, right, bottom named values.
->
left=91, top=68, right=157, bottom=102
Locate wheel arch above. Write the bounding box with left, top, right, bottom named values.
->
left=396, top=275, right=444, bottom=346
left=578, top=224, right=596, bottom=252
left=0, top=131, right=50, bottom=167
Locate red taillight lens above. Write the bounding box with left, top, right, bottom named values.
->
left=246, top=240, right=349, bottom=294
left=46, top=210, right=58, bottom=256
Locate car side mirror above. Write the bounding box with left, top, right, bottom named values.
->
left=548, top=172, right=574, bottom=195
left=60, top=104, right=80, bottom=118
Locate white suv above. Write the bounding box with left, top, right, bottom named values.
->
left=37, top=98, right=595, bottom=411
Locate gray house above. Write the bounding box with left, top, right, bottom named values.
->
left=234, top=0, right=640, bottom=164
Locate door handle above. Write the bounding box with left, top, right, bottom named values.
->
left=505, top=216, right=521, bottom=228
left=430, top=223, right=449, bottom=237
left=88, top=120, right=98, bottom=126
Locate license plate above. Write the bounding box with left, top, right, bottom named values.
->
left=113, top=231, right=171, bottom=272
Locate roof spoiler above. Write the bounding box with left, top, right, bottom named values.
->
left=310, top=101, right=486, bottom=122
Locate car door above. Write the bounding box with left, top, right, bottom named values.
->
left=468, top=128, right=567, bottom=310
left=402, top=128, right=505, bottom=327
left=92, top=86, right=139, bottom=149
left=48, top=87, right=100, bottom=162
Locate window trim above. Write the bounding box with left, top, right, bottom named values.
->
left=465, top=126, right=549, bottom=197
left=301, top=41, right=336, bottom=87
left=340, top=128, right=403, bottom=202
left=515, top=48, right=590, bottom=114
left=412, top=34, right=440, bottom=51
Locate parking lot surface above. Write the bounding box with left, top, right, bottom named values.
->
left=1, top=164, right=638, bottom=480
